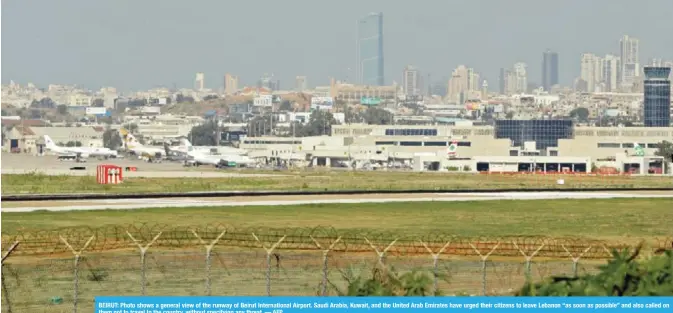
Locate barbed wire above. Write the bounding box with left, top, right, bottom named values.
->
left=2, top=224, right=671, bottom=259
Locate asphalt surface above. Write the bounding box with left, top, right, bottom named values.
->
left=0, top=152, right=280, bottom=178
left=3, top=191, right=672, bottom=212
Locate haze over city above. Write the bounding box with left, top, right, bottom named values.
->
left=3, top=0, right=673, bottom=91
left=2, top=1, right=673, bottom=309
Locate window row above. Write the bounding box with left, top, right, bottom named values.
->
left=384, top=129, right=438, bottom=136
left=597, top=143, right=659, bottom=148
left=375, top=141, right=472, bottom=147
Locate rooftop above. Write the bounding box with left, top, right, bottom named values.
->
left=644, top=67, right=671, bottom=80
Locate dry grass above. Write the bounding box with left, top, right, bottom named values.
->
left=2, top=171, right=672, bottom=195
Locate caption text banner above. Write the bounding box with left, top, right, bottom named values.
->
left=95, top=296, right=673, bottom=313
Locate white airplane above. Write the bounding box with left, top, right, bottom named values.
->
left=43, top=135, right=117, bottom=159
left=185, top=147, right=256, bottom=167
left=119, top=128, right=164, bottom=158
left=170, top=138, right=246, bottom=156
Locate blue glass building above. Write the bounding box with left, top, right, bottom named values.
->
left=495, top=119, right=574, bottom=151
left=357, top=12, right=384, bottom=86
left=643, top=67, right=671, bottom=127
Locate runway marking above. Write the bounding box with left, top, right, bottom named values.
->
left=2, top=192, right=672, bottom=213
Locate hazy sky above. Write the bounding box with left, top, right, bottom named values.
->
left=2, top=0, right=673, bottom=91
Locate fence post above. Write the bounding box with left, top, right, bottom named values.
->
left=126, top=232, right=162, bottom=296
left=310, top=236, right=342, bottom=296
left=562, top=245, right=592, bottom=277
left=1, top=242, right=20, bottom=313
left=192, top=230, right=227, bottom=296
left=419, top=240, right=451, bottom=296
left=60, top=235, right=95, bottom=313
left=469, top=242, right=500, bottom=296
left=252, top=233, right=286, bottom=296
left=512, top=242, right=545, bottom=280
left=364, top=238, right=397, bottom=269
left=602, top=245, right=614, bottom=258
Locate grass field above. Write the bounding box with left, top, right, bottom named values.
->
left=2, top=171, right=673, bottom=195
left=3, top=198, right=672, bottom=240
left=2, top=198, right=672, bottom=311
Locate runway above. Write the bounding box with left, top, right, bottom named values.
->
left=1, top=168, right=283, bottom=178
left=0, top=152, right=282, bottom=178
left=3, top=191, right=672, bottom=212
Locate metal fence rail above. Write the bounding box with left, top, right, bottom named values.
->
left=1, top=226, right=671, bottom=312
left=0, top=247, right=613, bottom=313
left=3, top=225, right=671, bottom=259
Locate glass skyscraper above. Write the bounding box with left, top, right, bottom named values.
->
left=542, top=50, right=559, bottom=92
left=356, top=12, right=384, bottom=86
left=643, top=67, right=671, bottom=127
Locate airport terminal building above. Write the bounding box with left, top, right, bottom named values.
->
left=328, top=121, right=672, bottom=158
left=240, top=121, right=672, bottom=174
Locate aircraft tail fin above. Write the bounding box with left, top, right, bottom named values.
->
left=125, top=133, right=142, bottom=146
left=180, top=138, right=193, bottom=148
left=43, top=135, right=57, bottom=148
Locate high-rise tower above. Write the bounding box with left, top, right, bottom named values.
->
left=356, top=12, right=384, bottom=86
left=195, top=72, right=205, bottom=91
left=620, top=35, right=640, bottom=88
left=542, top=50, right=559, bottom=92
left=224, top=74, right=238, bottom=95
left=402, top=65, right=420, bottom=96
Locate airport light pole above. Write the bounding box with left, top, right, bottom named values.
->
left=348, top=141, right=352, bottom=171
left=290, top=121, right=295, bottom=168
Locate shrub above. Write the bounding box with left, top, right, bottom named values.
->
left=517, top=244, right=673, bottom=296
left=86, top=268, right=109, bottom=282
left=333, top=244, right=673, bottom=297
left=330, top=266, right=443, bottom=296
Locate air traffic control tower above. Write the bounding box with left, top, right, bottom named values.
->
left=643, top=67, right=671, bottom=127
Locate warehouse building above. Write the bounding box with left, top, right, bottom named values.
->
left=239, top=121, right=671, bottom=173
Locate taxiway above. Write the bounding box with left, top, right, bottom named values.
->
left=3, top=191, right=672, bottom=212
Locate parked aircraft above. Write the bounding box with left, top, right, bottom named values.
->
left=185, top=146, right=256, bottom=167
left=163, top=143, right=189, bottom=162
left=43, top=135, right=117, bottom=160
left=119, top=128, right=164, bottom=159
left=170, top=138, right=246, bottom=155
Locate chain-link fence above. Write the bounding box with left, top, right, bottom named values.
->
left=2, top=225, right=671, bottom=313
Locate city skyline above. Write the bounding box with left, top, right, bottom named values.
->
left=2, top=0, right=673, bottom=91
